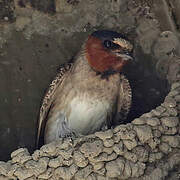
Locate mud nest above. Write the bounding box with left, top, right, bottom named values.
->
left=0, top=0, right=180, bottom=179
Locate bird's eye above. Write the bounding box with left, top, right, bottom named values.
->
left=103, top=40, right=120, bottom=49
left=104, top=40, right=112, bottom=48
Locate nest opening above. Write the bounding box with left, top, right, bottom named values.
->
left=123, top=53, right=170, bottom=123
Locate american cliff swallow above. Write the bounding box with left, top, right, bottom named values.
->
left=37, top=30, right=133, bottom=146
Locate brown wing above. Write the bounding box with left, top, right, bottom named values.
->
left=36, top=63, right=73, bottom=147
left=113, top=74, right=132, bottom=126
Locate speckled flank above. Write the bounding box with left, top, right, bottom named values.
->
left=37, top=63, right=72, bottom=146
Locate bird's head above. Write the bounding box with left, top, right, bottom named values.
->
left=85, top=30, right=133, bottom=74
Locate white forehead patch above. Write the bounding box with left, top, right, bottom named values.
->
left=113, top=38, right=133, bottom=51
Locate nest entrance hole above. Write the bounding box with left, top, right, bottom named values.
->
left=123, top=53, right=170, bottom=123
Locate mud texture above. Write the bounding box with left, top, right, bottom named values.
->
left=0, top=0, right=180, bottom=179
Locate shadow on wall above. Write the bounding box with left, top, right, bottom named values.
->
left=124, top=48, right=170, bottom=122
left=0, top=32, right=74, bottom=161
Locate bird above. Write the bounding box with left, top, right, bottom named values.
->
left=36, top=30, right=133, bottom=146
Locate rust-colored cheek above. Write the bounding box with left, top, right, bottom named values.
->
left=85, top=36, right=126, bottom=73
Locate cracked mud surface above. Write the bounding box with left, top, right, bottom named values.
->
left=0, top=0, right=180, bottom=179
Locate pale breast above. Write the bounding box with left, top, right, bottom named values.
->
left=68, top=95, right=111, bottom=135
left=44, top=94, right=111, bottom=144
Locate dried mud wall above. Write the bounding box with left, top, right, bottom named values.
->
left=0, top=0, right=180, bottom=179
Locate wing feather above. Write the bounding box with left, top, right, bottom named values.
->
left=36, top=63, right=72, bottom=147
left=113, top=74, right=132, bottom=125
